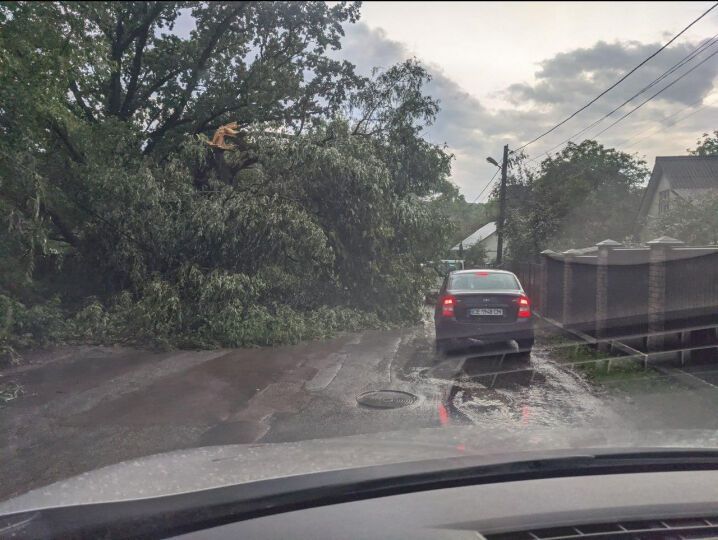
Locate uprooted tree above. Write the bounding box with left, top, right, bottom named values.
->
left=0, top=1, right=455, bottom=352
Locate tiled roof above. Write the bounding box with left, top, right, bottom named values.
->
left=657, top=155, right=718, bottom=189
left=450, top=221, right=496, bottom=251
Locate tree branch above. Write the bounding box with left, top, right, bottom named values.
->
left=144, top=3, right=248, bottom=154
left=69, top=81, right=97, bottom=123
left=40, top=203, right=79, bottom=247
left=118, top=2, right=165, bottom=51
left=0, top=189, right=79, bottom=248
left=139, top=66, right=185, bottom=104
left=119, top=24, right=150, bottom=119
left=106, top=13, right=125, bottom=115
left=193, top=105, right=250, bottom=134
left=48, top=119, right=85, bottom=164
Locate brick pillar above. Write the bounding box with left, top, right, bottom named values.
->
left=595, top=239, right=622, bottom=351
left=646, top=236, right=683, bottom=352
left=562, top=250, right=577, bottom=327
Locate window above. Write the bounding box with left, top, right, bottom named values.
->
left=449, top=272, right=520, bottom=291
left=659, top=189, right=670, bottom=214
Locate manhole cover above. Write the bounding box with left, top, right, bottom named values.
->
left=356, top=390, right=417, bottom=409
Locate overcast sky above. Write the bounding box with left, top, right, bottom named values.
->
left=339, top=1, right=718, bottom=201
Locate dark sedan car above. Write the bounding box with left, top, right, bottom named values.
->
left=434, top=269, right=534, bottom=355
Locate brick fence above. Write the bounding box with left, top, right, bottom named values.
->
left=511, top=237, right=718, bottom=343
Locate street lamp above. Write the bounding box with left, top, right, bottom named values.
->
left=485, top=146, right=509, bottom=266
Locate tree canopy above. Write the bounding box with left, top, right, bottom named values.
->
left=0, top=1, right=455, bottom=353
left=689, top=131, right=718, bottom=156
left=500, top=141, right=648, bottom=261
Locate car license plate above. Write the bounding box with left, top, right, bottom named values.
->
left=470, top=308, right=503, bottom=316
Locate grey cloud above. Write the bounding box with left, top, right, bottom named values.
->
left=339, top=23, right=506, bottom=200
left=508, top=40, right=718, bottom=110
left=337, top=23, right=718, bottom=200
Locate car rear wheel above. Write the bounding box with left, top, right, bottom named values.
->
left=515, top=337, right=534, bottom=359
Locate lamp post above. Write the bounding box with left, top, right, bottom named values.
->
left=486, top=144, right=509, bottom=266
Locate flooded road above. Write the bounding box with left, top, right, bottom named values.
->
left=261, top=319, right=630, bottom=445
left=397, top=326, right=627, bottom=431
left=2, top=317, right=708, bottom=501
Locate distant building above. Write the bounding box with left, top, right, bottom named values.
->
left=635, top=155, right=718, bottom=239
left=450, top=221, right=499, bottom=262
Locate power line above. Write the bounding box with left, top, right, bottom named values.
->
left=621, top=98, right=709, bottom=150
left=472, top=168, right=499, bottom=203
left=514, top=1, right=718, bottom=152
left=592, top=46, right=718, bottom=138
left=530, top=32, right=718, bottom=160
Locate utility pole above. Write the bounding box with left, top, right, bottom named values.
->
left=495, top=144, right=509, bottom=266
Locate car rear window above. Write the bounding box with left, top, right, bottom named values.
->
left=449, top=272, right=520, bottom=291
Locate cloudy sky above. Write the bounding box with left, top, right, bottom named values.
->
left=338, top=1, right=718, bottom=201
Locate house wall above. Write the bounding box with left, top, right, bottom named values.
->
left=480, top=232, right=499, bottom=262
left=645, top=172, right=671, bottom=220
left=640, top=172, right=672, bottom=240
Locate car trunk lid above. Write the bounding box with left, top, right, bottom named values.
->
left=450, top=290, right=522, bottom=323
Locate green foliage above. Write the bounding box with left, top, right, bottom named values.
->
left=0, top=3, right=453, bottom=351
left=463, top=242, right=487, bottom=268
left=1, top=295, right=67, bottom=362
left=689, top=131, right=718, bottom=156
left=430, top=188, right=491, bottom=248
left=501, top=141, right=648, bottom=261
left=648, top=193, right=718, bottom=245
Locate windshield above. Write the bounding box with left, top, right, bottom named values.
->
left=449, top=272, right=520, bottom=291
left=4, top=0, right=718, bottom=511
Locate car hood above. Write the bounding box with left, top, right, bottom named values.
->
left=3, top=426, right=718, bottom=514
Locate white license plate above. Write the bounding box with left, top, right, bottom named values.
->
left=470, top=308, right=503, bottom=316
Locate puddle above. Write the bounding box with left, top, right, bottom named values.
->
left=400, top=341, right=625, bottom=430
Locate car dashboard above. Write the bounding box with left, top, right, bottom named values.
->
left=175, top=469, right=718, bottom=539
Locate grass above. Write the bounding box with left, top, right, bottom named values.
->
left=543, top=333, right=660, bottom=384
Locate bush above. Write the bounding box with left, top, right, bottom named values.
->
left=0, top=295, right=67, bottom=349
left=463, top=243, right=487, bottom=268
left=0, top=278, right=386, bottom=355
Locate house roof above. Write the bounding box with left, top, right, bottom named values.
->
left=655, top=155, right=718, bottom=189
left=634, top=155, right=718, bottom=232
left=450, top=221, right=496, bottom=251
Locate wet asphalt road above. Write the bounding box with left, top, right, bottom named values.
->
left=261, top=318, right=627, bottom=444
left=3, top=317, right=717, bottom=501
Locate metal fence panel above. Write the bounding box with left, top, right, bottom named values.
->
left=606, top=263, right=649, bottom=336
left=569, top=261, right=596, bottom=327
left=666, top=252, right=718, bottom=319
left=545, top=257, right=564, bottom=321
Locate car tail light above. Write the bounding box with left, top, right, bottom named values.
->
left=440, top=294, right=456, bottom=317
left=517, top=294, right=531, bottom=318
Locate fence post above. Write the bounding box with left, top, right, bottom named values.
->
left=646, top=236, right=683, bottom=354
left=595, top=239, right=622, bottom=351
left=562, top=249, right=578, bottom=327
